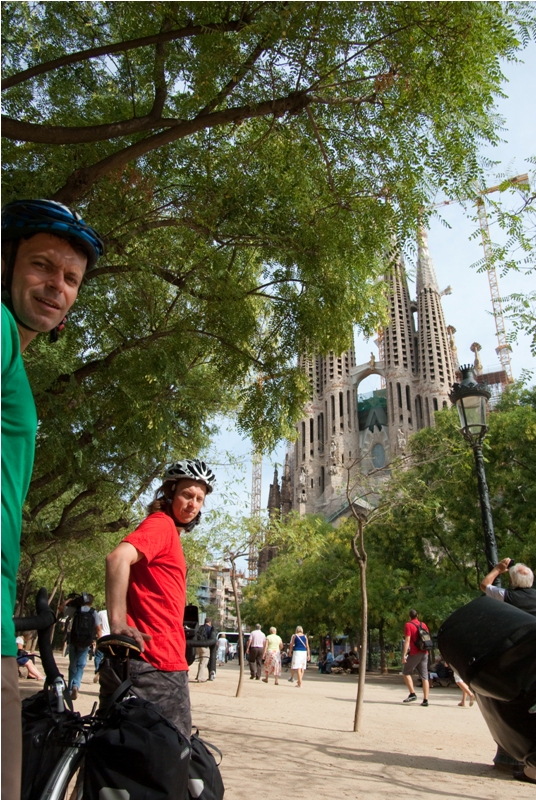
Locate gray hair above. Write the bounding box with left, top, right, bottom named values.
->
left=255, top=623, right=262, bottom=630
left=509, top=563, right=534, bottom=588
left=270, top=626, right=277, bottom=634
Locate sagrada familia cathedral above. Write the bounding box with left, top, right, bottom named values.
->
left=263, top=229, right=460, bottom=546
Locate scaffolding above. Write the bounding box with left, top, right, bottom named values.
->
left=433, top=173, right=528, bottom=383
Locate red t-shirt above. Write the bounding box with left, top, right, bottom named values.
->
left=404, top=619, right=430, bottom=656
left=123, top=512, right=187, bottom=671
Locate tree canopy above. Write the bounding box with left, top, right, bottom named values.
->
left=3, top=1, right=534, bottom=564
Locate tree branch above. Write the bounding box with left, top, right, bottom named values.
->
left=51, top=91, right=313, bottom=204
left=1, top=18, right=254, bottom=90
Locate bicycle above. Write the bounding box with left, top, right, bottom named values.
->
left=14, top=588, right=140, bottom=800
left=15, top=589, right=216, bottom=800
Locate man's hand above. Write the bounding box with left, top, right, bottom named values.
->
left=480, top=557, right=510, bottom=591
left=110, top=622, right=152, bottom=652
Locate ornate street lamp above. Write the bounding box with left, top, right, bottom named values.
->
left=449, top=365, right=499, bottom=575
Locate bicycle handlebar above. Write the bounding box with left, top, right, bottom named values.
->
left=13, top=587, right=60, bottom=683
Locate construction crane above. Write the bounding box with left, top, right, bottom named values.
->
left=433, top=173, right=529, bottom=382
left=248, top=450, right=262, bottom=581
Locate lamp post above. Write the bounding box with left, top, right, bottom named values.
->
left=449, top=365, right=499, bottom=575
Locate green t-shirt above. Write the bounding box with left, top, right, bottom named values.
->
left=1, top=304, right=37, bottom=656
left=266, top=633, right=282, bottom=652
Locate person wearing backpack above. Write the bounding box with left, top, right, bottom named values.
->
left=401, top=609, right=431, bottom=707
left=63, top=593, right=101, bottom=699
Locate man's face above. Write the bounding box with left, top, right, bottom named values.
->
left=172, top=479, right=207, bottom=526
left=5, top=233, right=87, bottom=334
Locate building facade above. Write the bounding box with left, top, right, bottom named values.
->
left=197, top=564, right=248, bottom=629
left=269, top=230, right=457, bottom=522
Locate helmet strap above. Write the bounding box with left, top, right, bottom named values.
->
left=49, top=316, right=67, bottom=344
left=165, top=496, right=201, bottom=532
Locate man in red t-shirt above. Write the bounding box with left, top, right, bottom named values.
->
left=401, top=609, right=430, bottom=706
left=100, top=459, right=216, bottom=739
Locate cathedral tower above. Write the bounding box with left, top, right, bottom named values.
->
left=291, top=345, right=358, bottom=516
left=414, top=227, right=455, bottom=427
left=383, top=256, right=418, bottom=456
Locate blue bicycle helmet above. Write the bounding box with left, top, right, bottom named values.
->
left=2, top=199, right=104, bottom=269
left=2, top=199, right=104, bottom=341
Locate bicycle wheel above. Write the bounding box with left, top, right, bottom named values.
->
left=39, top=745, right=85, bottom=800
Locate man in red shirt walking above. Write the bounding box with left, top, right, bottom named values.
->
left=100, top=459, right=216, bottom=739
left=401, top=609, right=430, bottom=707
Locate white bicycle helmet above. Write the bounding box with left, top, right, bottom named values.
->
left=164, top=459, right=216, bottom=493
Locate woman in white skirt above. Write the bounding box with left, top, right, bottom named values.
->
left=289, top=626, right=310, bottom=687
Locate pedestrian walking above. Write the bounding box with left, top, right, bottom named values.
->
left=289, top=626, right=310, bottom=688
left=453, top=668, right=475, bottom=707
left=93, top=608, right=109, bottom=682
left=246, top=624, right=266, bottom=680
left=217, top=634, right=229, bottom=666
left=262, top=627, right=283, bottom=685
left=401, top=609, right=430, bottom=706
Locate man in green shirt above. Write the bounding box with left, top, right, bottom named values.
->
left=1, top=200, right=103, bottom=800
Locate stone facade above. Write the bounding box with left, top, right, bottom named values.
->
left=273, top=230, right=456, bottom=521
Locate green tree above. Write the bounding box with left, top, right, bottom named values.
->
left=3, top=2, right=534, bottom=565
left=369, top=387, right=536, bottom=621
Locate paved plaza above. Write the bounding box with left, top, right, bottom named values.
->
left=20, top=656, right=531, bottom=799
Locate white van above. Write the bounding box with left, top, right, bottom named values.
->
left=220, top=631, right=250, bottom=659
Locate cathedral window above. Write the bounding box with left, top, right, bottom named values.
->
left=397, top=383, right=402, bottom=408
left=433, top=398, right=438, bottom=411
left=331, top=395, right=336, bottom=434
left=406, top=385, right=411, bottom=412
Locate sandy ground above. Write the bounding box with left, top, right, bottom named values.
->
left=19, top=655, right=531, bottom=800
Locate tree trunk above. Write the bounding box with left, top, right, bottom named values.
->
left=16, top=555, right=37, bottom=616
left=351, top=517, right=368, bottom=733
left=379, top=618, right=388, bottom=674
left=367, top=627, right=373, bottom=672
left=230, top=560, right=244, bottom=698
left=48, top=573, right=64, bottom=649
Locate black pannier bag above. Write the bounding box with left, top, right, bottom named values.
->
left=188, top=730, right=225, bottom=800
left=21, top=689, right=85, bottom=800
left=84, top=690, right=191, bottom=800
left=437, top=595, right=536, bottom=769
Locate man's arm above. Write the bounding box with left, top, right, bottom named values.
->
left=402, top=634, right=411, bottom=662
left=480, top=557, right=511, bottom=593
left=105, top=541, right=151, bottom=651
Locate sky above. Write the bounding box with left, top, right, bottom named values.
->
left=206, top=36, right=536, bottom=532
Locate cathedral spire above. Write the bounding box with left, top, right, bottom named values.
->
left=416, top=226, right=440, bottom=294
left=267, top=466, right=281, bottom=519
left=415, top=226, right=455, bottom=424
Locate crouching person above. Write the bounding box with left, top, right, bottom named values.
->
left=99, top=460, right=216, bottom=740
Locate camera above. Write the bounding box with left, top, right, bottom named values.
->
left=67, top=591, right=91, bottom=608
